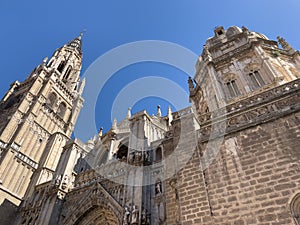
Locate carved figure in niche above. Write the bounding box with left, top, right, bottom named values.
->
left=55, top=174, right=61, bottom=186
left=61, top=175, right=69, bottom=190
left=131, top=205, right=139, bottom=224
left=135, top=151, right=142, bottom=163
left=155, top=181, right=162, bottom=195
left=128, top=152, right=135, bottom=164
left=203, top=45, right=212, bottom=61
left=123, top=206, right=131, bottom=225
left=141, top=208, right=150, bottom=225
left=144, top=151, right=150, bottom=162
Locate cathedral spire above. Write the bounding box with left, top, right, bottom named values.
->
left=45, top=33, right=83, bottom=92
left=66, top=32, right=83, bottom=54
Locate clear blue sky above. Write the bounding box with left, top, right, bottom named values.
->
left=0, top=0, right=299, bottom=141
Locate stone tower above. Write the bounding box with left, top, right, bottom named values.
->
left=190, top=26, right=300, bottom=115
left=0, top=34, right=85, bottom=218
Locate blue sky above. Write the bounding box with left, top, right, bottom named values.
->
left=0, top=0, right=299, bottom=141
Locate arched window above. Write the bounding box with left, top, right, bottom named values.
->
left=116, top=144, right=128, bottom=160
left=156, top=147, right=162, bottom=161
left=47, top=92, right=57, bottom=108
left=226, top=80, right=240, bottom=98
left=57, top=61, right=66, bottom=73
left=63, top=65, right=72, bottom=80
left=48, top=60, right=54, bottom=67
left=223, top=73, right=241, bottom=100
left=248, top=71, right=265, bottom=89
left=290, top=193, right=300, bottom=224
left=57, top=102, right=67, bottom=118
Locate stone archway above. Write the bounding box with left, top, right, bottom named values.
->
left=61, top=182, right=123, bottom=225
left=75, top=205, right=119, bottom=225
left=290, top=192, right=300, bottom=225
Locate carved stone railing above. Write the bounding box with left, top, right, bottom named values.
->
left=172, top=107, right=193, bottom=120
left=198, top=79, right=300, bottom=142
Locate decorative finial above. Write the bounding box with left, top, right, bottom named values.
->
left=42, top=57, right=48, bottom=65
left=98, top=127, right=103, bottom=138
left=157, top=105, right=162, bottom=117
left=168, top=106, right=173, bottom=126
left=78, top=78, right=85, bottom=95
left=188, top=77, right=195, bottom=93
left=112, top=118, right=117, bottom=131
left=277, top=36, right=296, bottom=54
left=241, top=26, right=250, bottom=34
left=78, top=29, right=86, bottom=40
left=127, top=107, right=131, bottom=119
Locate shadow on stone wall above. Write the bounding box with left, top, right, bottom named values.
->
left=0, top=199, right=18, bottom=225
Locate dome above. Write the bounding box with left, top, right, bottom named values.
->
left=250, top=32, right=269, bottom=40
left=226, top=26, right=243, bottom=38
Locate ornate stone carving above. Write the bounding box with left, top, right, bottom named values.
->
left=141, top=208, right=150, bottom=225
left=123, top=206, right=131, bottom=225
left=131, top=205, right=139, bottom=224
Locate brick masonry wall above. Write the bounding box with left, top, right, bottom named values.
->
left=166, top=111, right=300, bottom=225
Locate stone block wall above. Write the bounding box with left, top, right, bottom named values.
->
left=166, top=110, right=300, bottom=225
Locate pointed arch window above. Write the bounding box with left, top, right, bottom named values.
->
left=48, top=60, right=54, bottom=68
left=116, top=144, right=128, bottom=160
left=57, top=61, right=66, bottom=73
left=47, top=92, right=57, bottom=108
left=248, top=71, right=265, bottom=89
left=63, top=65, right=72, bottom=80
left=57, top=102, right=67, bottom=118
left=226, top=80, right=240, bottom=98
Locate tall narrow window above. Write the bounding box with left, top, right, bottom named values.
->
left=16, top=175, right=25, bottom=194
left=226, top=80, right=240, bottom=98
left=57, top=61, right=66, bottom=73
left=249, top=71, right=265, bottom=89
left=63, top=65, right=72, bottom=80
left=47, top=92, right=57, bottom=108
left=156, top=147, right=162, bottom=161
left=57, top=102, right=67, bottom=118
left=48, top=60, right=54, bottom=67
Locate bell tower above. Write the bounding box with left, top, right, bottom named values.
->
left=0, top=34, right=85, bottom=208
left=190, top=26, right=300, bottom=116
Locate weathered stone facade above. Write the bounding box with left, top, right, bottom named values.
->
left=1, top=26, right=300, bottom=225
left=0, top=34, right=85, bottom=224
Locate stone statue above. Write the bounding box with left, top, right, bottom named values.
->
left=61, top=175, right=69, bottom=190
left=131, top=205, right=139, bottom=224
left=135, top=151, right=142, bottom=163
left=123, top=206, right=131, bottom=225
left=55, top=174, right=61, bottom=186
left=141, top=208, right=150, bottom=225
left=144, top=151, right=150, bottom=162
left=128, top=152, right=135, bottom=164
left=155, top=181, right=162, bottom=195
left=203, top=45, right=212, bottom=61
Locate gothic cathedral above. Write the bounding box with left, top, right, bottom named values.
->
left=1, top=26, right=300, bottom=225
left=0, top=34, right=85, bottom=224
